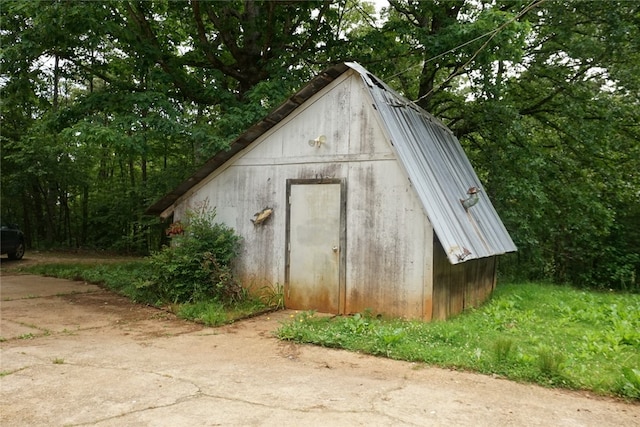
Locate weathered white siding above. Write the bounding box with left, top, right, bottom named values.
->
left=173, top=71, right=434, bottom=318
left=345, top=159, right=433, bottom=318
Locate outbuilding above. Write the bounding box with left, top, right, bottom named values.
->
left=147, top=62, right=516, bottom=320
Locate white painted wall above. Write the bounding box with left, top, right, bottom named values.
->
left=173, top=71, right=434, bottom=318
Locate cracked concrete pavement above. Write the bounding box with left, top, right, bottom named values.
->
left=1, top=268, right=639, bottom=426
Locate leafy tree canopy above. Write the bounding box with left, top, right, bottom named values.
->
left=1, top=0, right=638, bottom=289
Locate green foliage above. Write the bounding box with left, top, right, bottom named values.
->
left=136, top=207, right=242, bottom=304
left=176, top=297, right=271, bottom=326
left=19, top=260, right=154, bottom=302
left=176, top=300, right=228, bottom=326
left=278, top=282, right=640, bottom=399
left=618, top=368, right=640, bottom=400
left=492, top=338, right=514, bottom=363
left=358, top=1, right=640, bottom=291
left=535, top=345, right=566, bottom=381
left=456, top=1, right=640, bottom=291
left=255, top=283, right=285, bottom=311
left=2, top=0, right=639, bottom=291
left=18, top=333, right=36, bottom=340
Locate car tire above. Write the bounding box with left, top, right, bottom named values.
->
left=8, top=242, right=25, bottom=260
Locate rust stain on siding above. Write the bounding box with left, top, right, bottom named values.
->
left=422, top=295, right=433, bottom=321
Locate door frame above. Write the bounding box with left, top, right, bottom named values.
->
left=285, top=178, right=347, bottom=314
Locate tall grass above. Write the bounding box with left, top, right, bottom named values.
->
left=277, top=283, right=640, bottom=400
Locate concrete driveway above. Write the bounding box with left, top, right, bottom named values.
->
left=1, top=271, right=638, bottom=426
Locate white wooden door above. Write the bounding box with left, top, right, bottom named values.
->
left=286, top=182, right=342, bottom=313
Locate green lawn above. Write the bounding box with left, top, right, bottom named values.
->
left=277, top=282, right=640, bottom=400
left=16, top=260, right=640, bottom=399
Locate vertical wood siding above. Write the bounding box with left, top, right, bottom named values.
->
left=432, top=236, right=497, bottom=320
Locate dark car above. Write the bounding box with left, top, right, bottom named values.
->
left=1, top=220, right=26, bottom=260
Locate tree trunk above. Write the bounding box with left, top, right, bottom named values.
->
left=81, top=184, right=89, bottom=246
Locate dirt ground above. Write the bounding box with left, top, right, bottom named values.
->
left=1, top=253, right=639, bottom=426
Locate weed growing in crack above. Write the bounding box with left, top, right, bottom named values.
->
left=18, top=333, right=35, bottom=340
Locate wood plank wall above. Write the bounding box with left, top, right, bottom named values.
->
left=432, top=237, right=497, bottom=320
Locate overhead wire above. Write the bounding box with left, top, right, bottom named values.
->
left=383, top=0, right=547, bottom=103
left=415, top=0, right=546, bottom=104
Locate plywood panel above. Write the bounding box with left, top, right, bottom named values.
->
left=423, top=225, right=434, bottom=321
left=433, top=232, right=499, bottom=318
left=462, top=256, right=497, bottom=311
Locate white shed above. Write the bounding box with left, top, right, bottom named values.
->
left=148, top=63, right=516, bottom=320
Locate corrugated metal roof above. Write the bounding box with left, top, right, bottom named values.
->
left=348, top=62, right=516, bottom=264
left=147, top=62, right=516, bottom=264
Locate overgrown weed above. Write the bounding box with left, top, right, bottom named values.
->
left=18, top=208, right=279, bottom=326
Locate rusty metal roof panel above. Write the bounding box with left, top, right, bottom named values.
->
left=347, top=62, right=516, bottom=264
